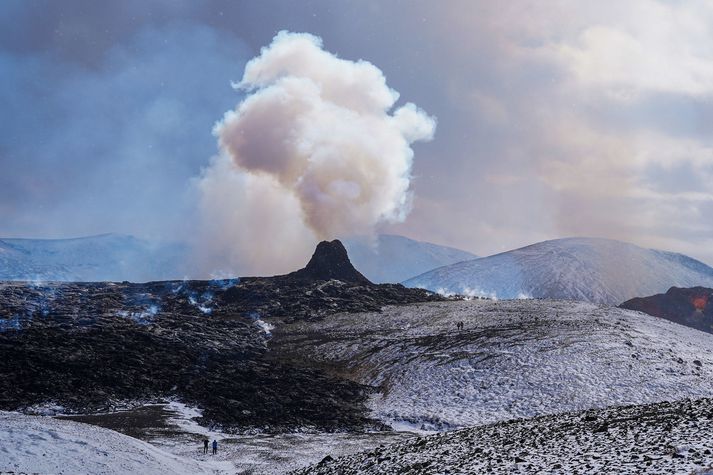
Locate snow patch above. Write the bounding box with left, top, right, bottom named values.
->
left=116, top=304, right=159, bottom=324
left=255, top=318, right=275, bottom=335
left=23, top=402, right=66, bottom=416
left=0, top=411, right=232, bottom=475
left=164, top=401, right=226, bottom=440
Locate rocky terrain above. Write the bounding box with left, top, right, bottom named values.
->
left=0, top=240, right=441, bottom=432
left=293, top=397, right=713, bottom=474
left=274, top=299, right=713, bottom=431
left=621, top=286, right=713, bottom=334
left=7, top=240, right=713, bottom=474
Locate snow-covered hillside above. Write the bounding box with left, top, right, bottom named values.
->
left=0, top=411, right=231, bottom=475
left=403, top=237, right=713, bottom=305
left=275, top=299, right=713, bottom=431
left=294, top=397, right=713, bottom=474
left=343, top=234, right=476, bottom=283
left=0, top=234, right=186, bottom=282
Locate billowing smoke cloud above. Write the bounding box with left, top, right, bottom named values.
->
left=194, top=31, right=436, bottom=276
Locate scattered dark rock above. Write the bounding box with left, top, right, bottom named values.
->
left=292, top=397, right=713, bottom=473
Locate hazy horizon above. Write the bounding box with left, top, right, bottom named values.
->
left=2, top=1, right=713, bottom=274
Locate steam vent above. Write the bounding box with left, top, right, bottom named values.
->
left=289, top=240, right=372, bottom=285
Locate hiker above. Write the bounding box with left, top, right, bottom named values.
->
left=212, top=439, right=218, bottom=455
left=203, top=439, right=209, bottom=454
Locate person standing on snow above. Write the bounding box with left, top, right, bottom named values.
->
left=203, top=439, right=209, bottom=454
left=212, top=439, right=218, bottom=455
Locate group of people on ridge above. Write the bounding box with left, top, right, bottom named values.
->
left=203, top=439, right=218, bottom=455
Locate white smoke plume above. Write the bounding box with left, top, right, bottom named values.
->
left=194, top=31, right=436, bottom=276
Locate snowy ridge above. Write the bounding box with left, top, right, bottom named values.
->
left=403, top=237, right=713, bottom=305
left=0, top=233, right=186, bottom=282
left=0, top=411, right=231, bottom=475
left=276, top=299, right=713, bottom=431
left=343, top=234, right=476, bottom=283
left=293, top=397, right=713, bottom=474
left=0, top=232, right=475, bottom=284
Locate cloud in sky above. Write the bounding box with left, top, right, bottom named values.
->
left=1, top=0, right=712, bottom=271
left=194, top=31, right=435, bottom=275
left=363, top=0, right=713, bottom=262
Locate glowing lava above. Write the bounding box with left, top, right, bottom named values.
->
left=693, top=294, right=709, bottom=311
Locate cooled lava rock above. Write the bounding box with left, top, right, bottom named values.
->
left=620, top=286, right=713, bottom=334
left=285, top=240, right=372, bottom=284
left=0, top=240, right=442, bottom=432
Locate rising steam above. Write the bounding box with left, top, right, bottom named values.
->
left=194, top=31, right=436, bottom=276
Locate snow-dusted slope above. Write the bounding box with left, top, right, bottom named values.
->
left=343, top=234, right=476, bottom=283
left=275, top=299, right=713, bottom=431
left=294, top=397, right=713, bottom=474
left=0, top=411, right=231, bottom=475
left=0, top=234, right=186, bottom=282
left=404, top=237, right=713, bottom=305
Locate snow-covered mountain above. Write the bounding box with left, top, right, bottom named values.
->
left=343, top=234, right=477, bottom=283
left=403, top=237, right=713, bottom=305
left=0, top=234, right=186, bottom=282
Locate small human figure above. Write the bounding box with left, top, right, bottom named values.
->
left=212, top=439, right=218, bottom=455
left=203, top=439, right=209, bottom=454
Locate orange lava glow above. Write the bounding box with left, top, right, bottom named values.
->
left=693, top=295, right=709, bottom=311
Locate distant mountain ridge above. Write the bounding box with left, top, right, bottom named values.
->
left=0, top=233, right=475, bottom=284
left=403, top=237, right=713, bottom=305
left=343, top=234, right=477, bottom=283
left=0, top=234, right=186, bottom=282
